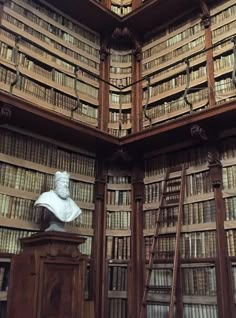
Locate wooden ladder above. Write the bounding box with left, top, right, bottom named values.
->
left=139, top=165, right=186, bottom=318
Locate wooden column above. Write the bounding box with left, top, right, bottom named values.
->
left=200, top=0, right=216, bottom=107
left=93, top=158, right=107, bottom=318
left=131, top=40, right=142, bottom=133
left=208, top=152, right=235, bottom=318
left=130, top=160, right=144, bottom=318
left=98, top=38, right=110, bottom=132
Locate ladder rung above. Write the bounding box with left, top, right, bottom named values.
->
left=158, top=215, right=178, bottom=222
left=147, top=285, right=172, bottom=290
left=163, top=190, right=180, bottom=196
left=161, top=203, right=179, bottom=208
left=169, top=166, right=182, bottom=172
left=166, top=181, right=181, bottom=187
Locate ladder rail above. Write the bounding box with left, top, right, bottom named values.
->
left=140, top=169, right=170, bottom=318
left=168, top=165, right=186, bottom=318
left=139, top=165, right=186, bottom=318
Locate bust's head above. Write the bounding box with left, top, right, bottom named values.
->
left=54, top=171, right=70, bottom=200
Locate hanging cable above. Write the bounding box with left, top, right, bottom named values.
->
left=71, top=65, right=81, bottom=117
left=232, top=37, right=236, bottom=87
left=142, top=77, right=152, bottom=128
left=183, top=59, right=193, bottom=113
left=10, top=35, right=21, bottom=94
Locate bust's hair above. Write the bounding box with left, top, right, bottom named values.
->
left=54, top=171, right=70, bottom=184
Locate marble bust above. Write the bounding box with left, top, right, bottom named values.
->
left=34, top=171, right=81, bottom=231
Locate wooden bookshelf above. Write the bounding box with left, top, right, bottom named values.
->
left=0, top=1, right=236, bottom=318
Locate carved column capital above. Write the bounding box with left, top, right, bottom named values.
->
left=0, top=104, right=12, bottom=124
left=208, top=151, right=222, bottom=188
left=201, top=13, right=211, bottom=28
left=99, top=46, right=109, bottom=61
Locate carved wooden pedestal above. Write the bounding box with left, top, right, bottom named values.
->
left=7, top=232, right=87, bottom=318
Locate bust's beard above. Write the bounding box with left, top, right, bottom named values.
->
left=55, top=185, right=70, bottom=200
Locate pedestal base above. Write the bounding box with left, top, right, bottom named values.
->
left=7, top=232, right=87, bottom=318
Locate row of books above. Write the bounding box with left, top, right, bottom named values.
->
left=108, top=265, right=128, bottom=291
left=144, top=207, right=178, bottom=229
left=183, top=200, right=216, bottom=225
left=110, top=77, right=132, bottom=88
left=106, top=236, right=131, bottom=260
left=220, top=137, right=236, bottom=160
left=3, top=13, right=99, bottom=71
left=212, top=19, right=236, bottom=39
left=106, top=211, right=130, bottom=230
left=144, top=181, right=163, bottom=204
left=149, top=265, right=216, bottom=296
left=0, top=128, right=96, bottom=177
left=0, top=191, right=93, bottom=228
left=226, top=230, right=236, bottom=256
left=108, top=299, right=127, bottom=318
left=144, top=231, right=216, bottom=260
left=109, top=111, right=132, bottom=124
left=147, top=50, right=206, bottom=85
left=223, top=166, right=236, bottom=189
left=185, top=171, right=212, bottom=197
left=0, top=193, right=43, bottom=223
left=182, top=266, right=216, bottom=296
left=0, top=65, right=99, bottom=123
left=22, top=0, right=100, bottom=45
left=211, top=1, right=235, bottom=22
left=78, top=236, right=92, bottom=256
left=224, top=193, right=236, bottom=221
left=69, top=209, right=93, bottom=229
left=144, top=88, right=208, bottom=124
left=107, top=190, right=131, bottom=206
left=110, top=66, right=132, bottom=75
left=144, top=146, right=208, bottom=178
left=214, top=52, right=233, bottom=72
left=109, top=92, right=131, bottom=104
left=0, top=43, right=99, bottom=100
left=0, top=228, right=35, bottom=254
left=142, top=35, right=205, bottom=73
left=183, top=304, right=218, bottom=318
left=215, top=77, right=236, bottom=104
left=107, top=176, right=131, bottom=184
left=143, top=200, right=216, bottom=229
left=142, top=20, right=203, bottom=59
left=0, top=162, right=95, bottom=203
left=146, top=304, right=218, bottom=318
left=145, top=171, right=212, bottom=201
left=6, top=0, right=100, bottom=58
left=110, top=51, right=132, bottom=64
left=107, top=128, right=130, bottom=137
left=143, top=66, right=207, bottom=99
left=0, top=28, right=98, bottom=83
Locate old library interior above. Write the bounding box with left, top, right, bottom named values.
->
left=0, top=0, right=236, bottom=317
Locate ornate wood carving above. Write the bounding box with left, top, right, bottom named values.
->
left=0, top=104, right=12, bottom=124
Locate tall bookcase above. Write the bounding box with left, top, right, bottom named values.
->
left=106, top=163, right=131, bottom=318
left=108, top=48, right=132, bottom=137
left=0, top=0, right=101, bottom=127
left=0, top=0, right=236, bottom=318
left=143, top=145, right=219, bottom=316
left=0, top=126, right=96, bottom=317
